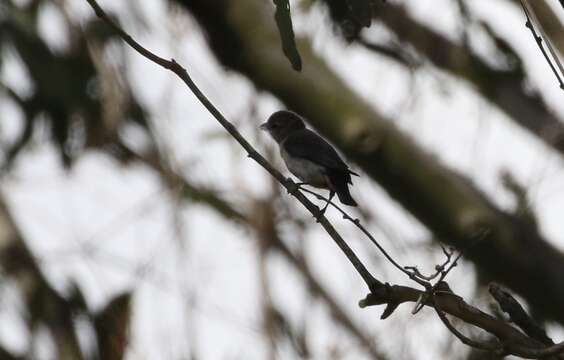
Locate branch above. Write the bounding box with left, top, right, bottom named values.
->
left=520, top=0, right=564, bottom=90
left=431, top=294, right=500, bottom=353
left=83, top=0, right=380, bottom=291
left=489, top=282, right=553, bottom=345
left=523, top=0, right=564, bottom=80
left=299, top=187, right=487, bottom=299
left=270, top=228, right=387, bottom=359
left=298, top=187, right=430, bottom=288
left=129, top=156, right=386, bottom=358
left=404, top=244, right=455, bottom=281
left=361, top=284, right=564, bottom=359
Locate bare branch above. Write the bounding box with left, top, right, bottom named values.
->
left=299, top=187, right=487, bottom=294
left=489, top=283, right=553, bottom=346
left=361, top=283, right=564, bottom=359
left=298, top=187, right=430, bottom=288
left=83, top=0, right=380, bottom=290
left=271, top=231, right=387, bottom=359
left=431, top=293, right=501, bottom=353
left=520, top=0, right=564, bottom=90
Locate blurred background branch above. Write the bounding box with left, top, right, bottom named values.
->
left=2, top=0, right=564, bottom=358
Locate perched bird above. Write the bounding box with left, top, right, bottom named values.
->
left=260, top=110, right=358, bottom=211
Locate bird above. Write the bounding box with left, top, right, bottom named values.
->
left=260, top=110, right=358, bottom=213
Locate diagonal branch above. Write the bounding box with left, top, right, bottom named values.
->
left=520, top=0, right=564, bottom=90
left=361, top=284, right=564, bottom=359
left=298, top=187, right=430, bottom=288
left=83, top=0, right=380, bottom=291
left=270, top=228, right=387, bottom=359
left=431, top=294, right=501, bottom=353
left=489, top=282, right=553, bottom=346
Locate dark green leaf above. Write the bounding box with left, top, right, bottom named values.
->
left=273, top=0, right=302, bottom=71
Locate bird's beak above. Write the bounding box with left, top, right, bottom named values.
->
left=259, top=122, right=270, bottom=131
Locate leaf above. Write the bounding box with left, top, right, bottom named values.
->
left=273, top=0, right=302, bottom=71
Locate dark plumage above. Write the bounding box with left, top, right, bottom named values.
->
left=260, top=110, right=358, bottom=209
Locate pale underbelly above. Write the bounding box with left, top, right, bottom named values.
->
left=281, top=149, right=328, bottom=188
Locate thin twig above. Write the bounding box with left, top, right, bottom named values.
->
left=298, top=187, right=430, bottom=288
left=431, top=292, right=502, bottom=353
left=404, top=244, right=454, bottom=281
left=520, top=0, right=564, bottom=90
left=433, top=247, right=464, bottom=285
left=83, top=0, right=380, bottom=290
left=299, top=187, right=489, bottom=290
left=410, top=230, right=487, bottom=315
left=271, top=235, right=387, bottom=359
left=535, top=12, right=564, bottom=83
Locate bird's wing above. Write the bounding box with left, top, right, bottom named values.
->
left=283, top=129, right=354, bottom=173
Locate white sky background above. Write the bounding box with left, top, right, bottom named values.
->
left=2, top=0, right=564, bottom=359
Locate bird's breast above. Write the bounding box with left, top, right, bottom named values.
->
left=280, top=148, right=328, bottom=188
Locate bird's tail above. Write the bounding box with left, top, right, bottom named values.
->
left=336, top=185, right=357, bottom=206
left=330, top=172, right=357, bottom=206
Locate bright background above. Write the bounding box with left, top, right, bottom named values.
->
left=2, top=0, right=564, bottom=359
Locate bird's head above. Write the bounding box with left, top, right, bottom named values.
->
left=260, top=110, right=306, bottom=143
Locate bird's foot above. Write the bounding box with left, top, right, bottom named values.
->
left=285, top=178, right=299, bottom=195
left=285, top=179, right=306, bottom=195
left=313, top=205, right=328, bottom=223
